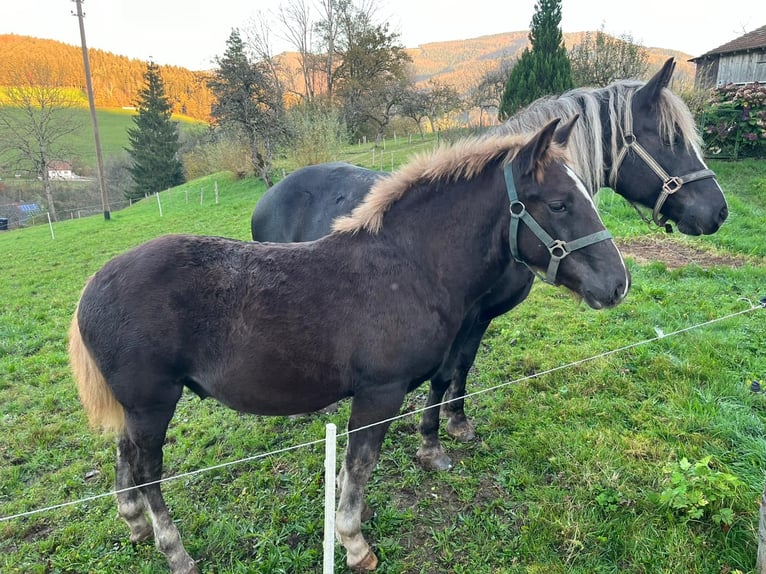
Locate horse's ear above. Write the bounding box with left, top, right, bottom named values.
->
left=517, top=118, right=561, bottom=176
left=553, top=114, right=580, bottom=146
left=634, top=57, right=675, bottom=109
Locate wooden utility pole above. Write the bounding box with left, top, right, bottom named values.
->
left=72, top=0, right=110, bottom=220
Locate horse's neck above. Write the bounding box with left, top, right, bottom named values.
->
left=380, top=170, right=511, bottom=303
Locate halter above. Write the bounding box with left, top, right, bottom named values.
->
left=504, top=162, right=613, bottom=285
left=608, top=91, right=717, bottom=232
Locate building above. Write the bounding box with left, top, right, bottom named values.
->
left=690, top=24, right=766, bottom=90
left=47, top=160, right=75, bottom=180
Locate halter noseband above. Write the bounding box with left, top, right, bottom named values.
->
left=608, top=92, right=717, bottom=232
left=504, top=162, right=613, bottom=285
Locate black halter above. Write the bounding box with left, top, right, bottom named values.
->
left=609, top=91, right=717, bottom=232
left=504, top=162, right=613, bottom=285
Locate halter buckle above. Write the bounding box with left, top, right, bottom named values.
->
left=510, top=200, right=526, bottom=218
left=623, top=133, right=636, bottom=146
left=548, top=239, right=569, bottom=261
left=663, top=177, right=683, bottom=194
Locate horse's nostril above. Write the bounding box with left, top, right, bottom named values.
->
left=719, top=204, right=729, bottom=223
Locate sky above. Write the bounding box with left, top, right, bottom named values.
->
left=3, top=0, right=765, bottom=71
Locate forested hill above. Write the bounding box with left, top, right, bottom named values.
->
left=0, top=34, right=215, bottom=120
left=403, top=31, right=695, bottom=93
left=1, top=32, right=694, bottom=122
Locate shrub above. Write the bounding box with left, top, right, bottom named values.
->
left=701, top=82, right=766, bottom=158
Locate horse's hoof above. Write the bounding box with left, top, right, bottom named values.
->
left=349, top=548, right=378, bottom=572
left=129, top=523, right=154, bottom=544
left=416, top=447, right=453, bottom=471
left=446, top=418, right=476, bottom=442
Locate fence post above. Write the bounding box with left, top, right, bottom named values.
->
left=156, top=193, right=163, bottom=217
left=323, top=423, right=337, bottom=573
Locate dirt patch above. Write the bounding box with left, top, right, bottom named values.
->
left=615, top=235, right=755, bottom=270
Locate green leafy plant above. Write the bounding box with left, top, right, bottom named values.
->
left=702, top=82, right=766, bottom=158
left=658, top=456, right=743, bottom=527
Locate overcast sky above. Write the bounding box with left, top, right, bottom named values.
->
left=4, top=0, right=765, bottom=70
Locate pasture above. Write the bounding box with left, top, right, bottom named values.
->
left=1, top=160, right=765, bottom=573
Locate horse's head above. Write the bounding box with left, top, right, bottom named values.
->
left=609, top=58, right=728, bottom=235
left=509, top=117, right=630, bottom=309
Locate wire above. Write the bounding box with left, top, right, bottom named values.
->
left=1, top=298, right=763, bottom=523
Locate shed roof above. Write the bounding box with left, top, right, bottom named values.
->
left=693, top=24, right=766, bottom=59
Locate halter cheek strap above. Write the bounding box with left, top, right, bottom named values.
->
left=608, top=92, right=717, bottom=232
left=504, top=163, right=613, bottom=285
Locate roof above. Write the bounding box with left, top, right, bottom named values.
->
left=47, top=160, right=72, bottom=170
left=693, top=24, right=766, bottom=59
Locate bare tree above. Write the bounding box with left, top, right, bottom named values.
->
left=246, top=11, right=286, bottom=110
left=569, top=26, right=649, bottom=87
left=468, top=59, right=515, bottom=128
left=0, top=65, right=82, bottom=221
left=277, top=0, right=318, bottom=102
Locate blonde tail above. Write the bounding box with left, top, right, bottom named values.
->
left=69, top=304, right=125, bottom=434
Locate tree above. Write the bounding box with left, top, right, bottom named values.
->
left=208, top=29, right=285, bottom=186
left=498, top=0, right=573, bottom=119
left=0, top=64, right=81, bottom=221
left=400, top=80, right=463, bottom=137
left=330, top=1, right=411, bottom=139
left=569, top=27, right=648, bottom=87
left=468, top=59, right=515, bottom=128
left=125, top=61, right=184, bottom=201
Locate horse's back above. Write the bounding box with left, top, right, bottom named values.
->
left=251, top=162, right=385, bottom=242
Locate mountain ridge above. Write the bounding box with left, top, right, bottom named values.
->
left=0, top=32, right=696, bottom=122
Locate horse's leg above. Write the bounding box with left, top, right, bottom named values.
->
left=336, top=388, right=406, bottom=572
left=415, top=372, right=453, bottom=471
left=415, top=315, right=490, bottom=471
left=126, top=402, right=198, bottom=574
left=442, top=318, right=492, bottom=442
left=115, top=436, right=153, bottom=543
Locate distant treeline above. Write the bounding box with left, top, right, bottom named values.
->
left=0, top=34, right=215, bottom=121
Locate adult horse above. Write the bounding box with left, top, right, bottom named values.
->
left=70, top=119, right=629, bottom=573
left=250, top=57, right=728, bottom=471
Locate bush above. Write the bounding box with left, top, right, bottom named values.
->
left=701, top=82, right=766, bottom=158
left=285, top=104, right=347, bottom=167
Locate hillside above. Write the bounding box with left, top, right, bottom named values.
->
left=401, top=31, right=696, bottom=92
left=0, top=34, right=215, bottom=121
left=1, top=32, right=695, bottom=122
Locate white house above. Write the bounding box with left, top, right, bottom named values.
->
left=47, top=160, right=75, bottom=180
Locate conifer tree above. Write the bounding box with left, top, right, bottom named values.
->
left=126, top=61, right=184, bottom=200
left=498, top=0, right=573, bottom=119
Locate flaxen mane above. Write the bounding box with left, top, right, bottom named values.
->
left=332, top=133, right=569, bottom=235
left=497, top=80, right=702, bottom=196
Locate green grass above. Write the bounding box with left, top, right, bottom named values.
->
left=0, top=106, right=205, bottom=171
left=0, top=157, right=765, bottom=573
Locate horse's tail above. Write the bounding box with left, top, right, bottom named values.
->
left=68, top=300, right=125, bottom=434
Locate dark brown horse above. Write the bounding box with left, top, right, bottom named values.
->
left=69, top=119, right=629, bottom=573
left=250, top=58, right=727, bottom=471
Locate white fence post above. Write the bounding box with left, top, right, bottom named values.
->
left=323, top=423, right=337, bottom=574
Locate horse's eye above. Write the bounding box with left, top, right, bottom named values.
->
left=549, top=201, right=566, bottom=212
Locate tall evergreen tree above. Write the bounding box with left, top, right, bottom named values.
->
left=126, top=61, right=184, bottom=200
left=498, top=0, right=573, bottom=119
left=208, top=29, right=284, bottom=187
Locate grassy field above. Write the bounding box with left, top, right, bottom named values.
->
left=0, top=155, right=765, bottom=573
left=0, top=106, right=205, bottom=171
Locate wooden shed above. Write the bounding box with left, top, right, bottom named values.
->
left=690, top=24, right=766, bottom=89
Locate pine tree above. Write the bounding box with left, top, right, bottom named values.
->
left=498, top=0, right=573, bottom=119
left=208, top=29, right=284, bottom=187
left=126, top=61, right=184, bottom=200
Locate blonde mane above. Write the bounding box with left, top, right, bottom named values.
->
left=498, top=79, right=703, bottom=195
left=332, top=133, right=569, bottom=235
